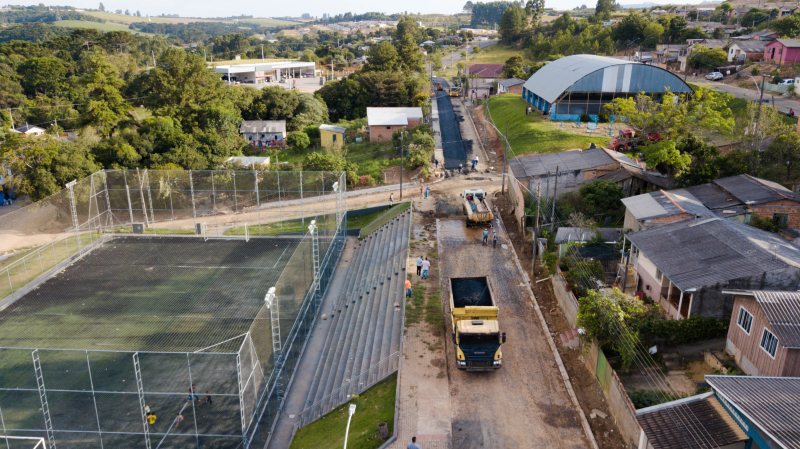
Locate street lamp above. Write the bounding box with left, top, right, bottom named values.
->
left=627, top=38, right=640, bottom=61
left=343, top=404, right=357, bottom=449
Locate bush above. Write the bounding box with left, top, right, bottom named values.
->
left=287, top=132, right=310, bottom=150
left=580, top=112, right=591, bottom=123
left=542, top=251, right=557, bottom=274
left=751, top=66, right=761, bottom=76
left=303, top=125, right=321, bottom=140
left=628, top=389, right=683, bottom=409
left=598, top=110, right=611, bottom=123
left=355, top=175, right=376, bottom=186
left=634, top=315, right=729, bottom=346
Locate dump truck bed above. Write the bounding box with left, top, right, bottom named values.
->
left=449, top=276, right=495, bottom=309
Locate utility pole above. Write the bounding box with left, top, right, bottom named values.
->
left=756, top=76, right=767, bottom=125
left=151, top=50, right=156, bottom=67
left=400, top=131, right=404, bottom=200
left=261, top=45, right=264, bottom=62
left=533, top=183, right=540, bottom=277
left=550, top=166, right=559, bottom=231
left=483, top=100, right=487, bottom=147
left=501, top=121, right=508, bottom=194
left=683, top=46, right=692, bottom=81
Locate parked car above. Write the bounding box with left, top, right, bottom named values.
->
left=610, top=129, right=662, bottom=151
left=779, top=79, right=795, bottom=85
left=705, top=72, right=724, bottom=81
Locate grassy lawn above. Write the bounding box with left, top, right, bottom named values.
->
left=487, top=94, right=611, bottom=156
left=131, top=107, right=153, bottom=121
left=54, top=20, right=155, bottom=35
left=239, top=18, right=300, bottom=27
left=81, top=10, right=175, bottom=24
left=358, top=202, right=410, bottom=238
left=289, top=373, right=397, bottom=449
left=436, top=43, right=533, bottom=79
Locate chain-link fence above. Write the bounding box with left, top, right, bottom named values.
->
left=0, top=169, right=347, bottom=449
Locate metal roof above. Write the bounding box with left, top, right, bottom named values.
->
left=509, top=147, right=626, bottom=179
left=751, top=291, right=800, bottom=348
left=366, top=107, right=423, bottom=127
left=621, top=189, right=714, bottom=221
left=731, top=39, right=768, bottom=53
left=636, top=394, right=748, bottom=449
left=554, top=227, right=623, bottom=244
left=319, top=124, right=346, bottom=133
left=706, top=375, right=800, bottom=449
left=713, top=174, right=800, bottom=204
left=240, top=120, right=286, bottom=134
left=775, top=39, right=800, bottom=48
left=522, top=55, right=693, bottom=104
left=626, top=218, right=800, bottom=291
left=497, top=78, right=525, bottom=87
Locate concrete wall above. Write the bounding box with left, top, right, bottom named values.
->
left=552, top=266, right=580, bottom=328
left=585, top=340, right=641, bottom=448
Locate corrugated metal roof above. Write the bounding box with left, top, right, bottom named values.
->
left=733, top=39, right=768, bottom=53
left=497, top=78, right=525, bottom=87
left=706, top=375, right=800, bottom=449
left=554, top=227, right=623, bottom=244
left=240, top=120, right=286, bottom=134
left=626, top=218, right=800, bottom=290
left=636, top=395, right=748, bottom=449
left=751, top=291, right=800, bottom=348
left=320, top=124, right=346, bottom=133
left=776, top=38, right=800, bottom=48
left=621, top=194, right=670, bottom=220
left=508, top=147, right=615, bottom=178
left=713, top=174, right=800, bottom=204
left=366, top=107, right=423, bottom=126
left=522, top=55, right=693, bottom=104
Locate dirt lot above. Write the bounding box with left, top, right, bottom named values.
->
left=436, top=215, right=591, bottom=449
left=493, top=193, right=629, bottom=449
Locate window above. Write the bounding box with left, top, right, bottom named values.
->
left=773, top=213, right=789, bottom=228
left=655, top=269, right=663, bottom=282
left=760, top=328, right=779, bottom=358
left=386, top=126, right=391, bottom=130
left=333, top=134, right=337, bottom=142
left=737, top=306, right=753, bottom=334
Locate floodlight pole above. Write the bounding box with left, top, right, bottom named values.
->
left=265, top=287, right=284, bottom=401
left=66, top=180, right=81, bottom=253
left=309, top=220, right=320, bottom=312
left=344, top=404, right=357, bottom=449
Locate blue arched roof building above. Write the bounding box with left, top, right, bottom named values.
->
left=521, top=54, right=693, bottom=121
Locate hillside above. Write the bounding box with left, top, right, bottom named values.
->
left=82, top=10, right=298, bottom=27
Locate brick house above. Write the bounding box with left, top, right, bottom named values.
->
left=764, top=39, right=800, bottom=65
left=621, top=174, right=800, bottom=232
left=496, top=78, right=525, bottom=95
left=509, top=147, right=673, bottom=196
left=723, top=290, right=800, bottom=377
left=366, top=107, right=423, bottom=143
left=621, top=218, right=800, bottom=320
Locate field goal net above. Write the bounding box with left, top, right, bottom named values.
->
left=202, top=221, right=250, bottom=242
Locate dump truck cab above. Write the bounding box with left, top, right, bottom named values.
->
left=449, top=86, right=460, bottom=97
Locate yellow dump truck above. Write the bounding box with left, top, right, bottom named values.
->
left=449, top=276, right=505, bottom=370
left=449, top=86, right=460, bottom=97
left=462, top=188, right=494, bottom=227
left=437, top=83, right=443, bottom=91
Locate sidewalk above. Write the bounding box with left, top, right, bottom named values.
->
left=688, top=75, right=800, bottom=115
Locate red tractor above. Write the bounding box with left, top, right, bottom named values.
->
left=610, top=129, right=661, bottom=151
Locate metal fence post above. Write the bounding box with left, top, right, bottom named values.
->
left=85, top=351, right=104, bottom=449
left=300, top=171, right=304, bottom=228
left=189, top=170, right=197, bottom=230
left=254, top=170, right=262, bottom=236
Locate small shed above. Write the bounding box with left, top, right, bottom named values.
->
left=497, top=78, right=525, bottom=95
left=11, top=124, right=46, bottom=137
left=320, top=124, right=346, bottom=149
left=225, top=156, right=270, bottom=168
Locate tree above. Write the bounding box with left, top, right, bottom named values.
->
left=501, top=55, right=526, bottom=79
left=675, top=134, right=722, bottom=187
left=577, top=288, right=648, bottom=369
left=363, top=41, right=400, bottom=72
left=596, top=0, right=615, bottom=16
left=526, top=0, right=546, bottom=23
left=332, top=54, right=348, bottom=69
left=143, top=49, right=230, bottom=130
left=734, top=100, right=790, bottom=152
left=136, top=10, right=141, bottom=17
left=499, top=5, right=527, bottom=43
left=579, top=180, right=625, bottom=218
left=301, top=13, right=311, bottom=19
left=463, top=1, right=475, bottom=12
left=244, top=87, right=299, bottom=122
left=772, top=14, right=800, bottom=38
left=18, top=57, right=65, bottom=96
left=766, top=133, right=800, bottom=180
left=287, top=132, right=310, bottom=150
left=80, top=54, right=131, bottom=137
left=396, top=33, right=423, bottom=73
left=668, top=16, right=687, bottom=42
left=0, top=134, right=101, bottom=201
left=719, top=2, right=734, bottom=14
left=99, top=2, right=105, bottom=11
left=396, top=16, right=420, bottom=41
left=299, top=49, right=319, bottom=62
left=712, top=27, right=725, bottom=38
left=613, top=11, right=647, bottom=42
left=642, top=22, right=664, bottom=47
left=125, top=9, right=130, bottom=15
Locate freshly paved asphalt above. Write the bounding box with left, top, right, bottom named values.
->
left=433, top=78, right=467, bottom=170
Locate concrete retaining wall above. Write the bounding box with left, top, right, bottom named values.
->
left=552, top=266, right=580, bottom=328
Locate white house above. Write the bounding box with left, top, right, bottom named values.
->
left=11, top=124, right=45, bottom=137
left=240, top=121, right=286, bottom=143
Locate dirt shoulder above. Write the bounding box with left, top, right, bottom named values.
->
left=494, top=193, right=628, bottom=449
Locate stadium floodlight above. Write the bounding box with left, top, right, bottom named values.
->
left=344, top=404, right=357, bottom=449
left=264, top=287, right=277, bottom=309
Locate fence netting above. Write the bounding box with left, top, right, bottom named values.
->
left=0, top=169, right=347, bottom=449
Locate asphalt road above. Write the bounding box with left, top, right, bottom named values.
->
left=441, top=40, right=499, bottom=70
left=434, top=77, right=468, bottom=170
left=689, top=75, right=800, bottom=116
